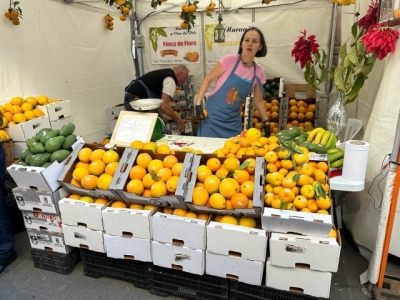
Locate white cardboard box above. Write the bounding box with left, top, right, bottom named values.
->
left=12, top=187, right=68, bottom=214
left=27, top=228, right=72, bottom=254
left=36, top=100, right=72, bottom=122
left=104, top=234, right=152, bottom=262
left=269, top=232, right=341, bottom=272
left=62, top=224, right=105, bottom=253
left=102, top=207, right=153, bottom=239
left=151, top=212, right=207, bottom=250
left=151, top=241, right=205, bottom=275
left=5, top=116, right=51, bottom=142
left=22, top=211, right=63, bottom=233
left=207, top=221, right=267, bottom=262
left=50, top=116, right=74, bottom=130
left=59, top=198, right=108, bottom=231
left=12, top=141, right=27, bottom=159
left=265, top=261, right=332, bottom=299
left=262, top=207, right=332, bottom=238
left=206, top=251, right=264, bottom=286
left=7, top=137, right=84, bottom=192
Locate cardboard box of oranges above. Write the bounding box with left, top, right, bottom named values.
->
left=184, top=154, right=266, bottom=218
left=57, top=143, right=125, bottom=200
left=111, top=149, right=194, bottom=209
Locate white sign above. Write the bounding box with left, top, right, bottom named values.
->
left=204, top=23, right=260, bottom=65
left=149, top=26, right=201, bottom=65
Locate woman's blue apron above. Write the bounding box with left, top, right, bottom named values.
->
left=197, top=56, right=263, bottom=138
left=124, top=79, right=165, bottom=142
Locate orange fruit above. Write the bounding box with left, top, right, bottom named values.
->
left=156, top=167, right=172, bottom=183
left=142, top=189, right=152, bottom=197
left=265, top=172, right=284, bottom=187
left=185, top=212, right=198, bottom=219
left=281, top=177, right=296, bottom=188
left=297, top=174, right=311, bottom=186
left=151, top=181, right=167, bottom=198
left=68, top=194, right=81, bottom=200
left=144, top=205, right=155, bottom=210
left=157, top=144, right=171, bottom=154
left=219, top=178, right=240, bottom=199
left=94, top=198, right=109, bottom=205
left=264, top=151, right=278, bottom=165
left=32, top=108, right=45, bottom=117
left=316, top=162, right=329, bottom=173
left=300, top=184, right=315, bottom=199
left=264, top=192, right=276, bottom=206
left=206, top=158, right=221, bottom=172
left=239, top=137, right=252, bottom=148
left=130, top=140, right=144, bottom=149
left=3, top=112, right=13, bottom=122
left=298, top=163, right=314, bottom=176
left=173, top=208, right=188, bottom=216
left=220, top=215, right=239, bottom=225
left=266, top=163, right=278, bottom=173
left=130, top=204, right=144, bottom=210
left=166, top=175, right=180, bottom=193
left=12, top=113, right=26, bottom=124
left=278, top=188, right=296, bottom=203
left=78, top=148, right=93, bottom=163
left=37, top=95, right=49, bottom=105
left=314, top=169, right=327, bottom=183
left=222, top=157, right=240, bottom=171
left=129, top=165, right=147, bottom=180
left=70, top=178, right=83, bottom=188
left=21, top=102, right=33, bottom=112
left=24, top=111, right=35, bottom=120
left=163, top=155, right=178, bottom=169
left=126, top=178, right=145, bottom=195
left=300, top=207, right=311, bottom=213
left=197, top=165, right=212, bottom=183
left=79, top=196, right=95, bottom=203
left=171, top=162, right=183, bottom=176
left=97, top=173, right=113, bottom=190
left=293, top=152, right=309, bottom=165
left=81, top=175, right=99, bottom=190
left=142, top=173, right=157, bottom=189
left=90, top=149, right=106, bottom=162
left=25, top=97, right=38, bottom=107
left=143, top=141, right=157, bottom=153
left=231, top=193, right=249, bottom=209
left=317, top=209, right=329, bottom=214
left=163, top=207, right=174, bottom=214
left=136, top=153, right=152, bottom=169
left=215, top=167, right=229, bottom=179
left=240, top=181, right=254, bottom=198
left=197, top=213, right=210, bottom=221
left=72, top=167, right=90, bottom=182
left=10, top=96, right=23, bottom=106
left=204, top=175, right=220, bottom=195
left=208, top=193, right=226, bottom=209
left=192, top=186, right=209, bottom=206
left=225, top=200, right=233, bottom=210
left=103, top=150, right=119, bottom=164
left=244, top=158, right=256, bottom=174
left=88, top=159, right=106, bottom=176
left=105, top=161, right=119, bottom=176
left=75, top=162, right=90, bottom=170
left=316, top=195, right=331, bottom=210
left=111, top=201, right=128, bottom=208
left=239, top=217, right=257, bottom=228
left=148, top=159, right=164, bottom=174
left=293, top=195, right=308, bottom=210
left=246, top=128, right=261, bottom=141
left=307, top=199, right=318, bottom=213
left=232, top=169, right=250, bottom=185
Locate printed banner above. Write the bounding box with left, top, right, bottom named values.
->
left=204, top=23, right=260, bottom=65
left=149, top=26, right=201, bottom=65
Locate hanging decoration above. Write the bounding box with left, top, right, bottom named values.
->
left=103, top=0, right=133, bottom=30
left=214, top=1, right=225, bottom=44
left=205, top=1, right=216, bottom=17
left=151, top=0, right=168, bottom=9
left=4, top=0, right=22, bottom=26
left=179, top=1, right=199, bottom=30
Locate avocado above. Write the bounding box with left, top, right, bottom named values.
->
left=29, top=142, right=46, bottom=154
left=61, top=134, right=77, bottom=150
left=264, top=84, right=271, bottom=91
left=26, top=137, right=37, bottom=148
left=29, top=153, right=51, bottom=167
left=24, top=152, right=34, bottom=165
left=50, top=149, right=71, bottom=163
left=59, top=123, right=76, bottom=137
left=273, top=89, right=280, bottom=97
left=35, top=128, right=52, bottom=142
left=45, top=136, right=66, bottom=153
left=20, top=149, right=32, bottom=161
left=40, top=129, right=60, bottom=144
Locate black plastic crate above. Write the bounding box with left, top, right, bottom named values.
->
left=149, top=265, right=229, bottom=300
left=230, top=280, right=321, bottom=300
left=5, top=173, right=18, bottom=210
left=9, top=206, right=25, bottom=234
left=80, top=249, right=150, bottom=289
left=31, top=248, right=80, bottom=275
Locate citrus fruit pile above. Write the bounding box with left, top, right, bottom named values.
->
left=4, top=7, right=22, bottom=26
left=104, top=14, right=114, bottom=31
left=240, top=99, right=280, bottom=135
left=178, top=1, right=198, bottom=30
left=263, top=144, right=331, bottom=214
left=0, top=95, right=55, bottom=125
left=286, top=98, right=315, bottom=131
left=130, top=139, right=203, bottom=155
left=204, top=1, right=216, bottom=17
left=70, top=146, right=120, bottom=191
left=125, top=151, right=183, bottom=198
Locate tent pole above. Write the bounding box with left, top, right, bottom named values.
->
left=377, top=112, right=400, bottom=288
left=325, top=3, right=337, bottom=95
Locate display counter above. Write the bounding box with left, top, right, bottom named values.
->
left=157, top=135, right=226, bottom=154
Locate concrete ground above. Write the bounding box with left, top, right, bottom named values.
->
left=1, top=226, right=399, bottom=300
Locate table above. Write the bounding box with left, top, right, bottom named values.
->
left=330, top=175, right=365, bottom=229
left=157, top=135, right=226, bottom=153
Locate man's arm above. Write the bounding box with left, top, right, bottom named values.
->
left=159, top=92, right=186, bottom=133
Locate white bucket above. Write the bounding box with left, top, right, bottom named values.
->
left=342, top=140, right=370, bottom=181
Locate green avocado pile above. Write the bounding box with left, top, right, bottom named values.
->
left=18, top=123, right=76, bottom=168
left=263, top=81, right=280, bottom=99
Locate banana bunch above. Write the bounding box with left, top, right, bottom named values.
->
left=328, top=148, right=344, bottom=169
left=307, top=127, right=337, bottom=149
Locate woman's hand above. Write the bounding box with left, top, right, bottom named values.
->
left=195, top=105, right=206, bottom=120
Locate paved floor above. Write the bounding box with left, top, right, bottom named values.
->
left=1, top=226, right=399, bottom=300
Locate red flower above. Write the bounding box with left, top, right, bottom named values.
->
left=362, top=24, right=399, bottom=60
left=358, top=0, right=379, bottom=32
left=291, top=30, right=320, bottom=69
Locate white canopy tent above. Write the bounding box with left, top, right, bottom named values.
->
left=1, top=0, right=400, bottom=288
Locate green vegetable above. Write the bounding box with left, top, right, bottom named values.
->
left=62, top=134, right=77, bottom=150
left=35, top=128, right=52, bottom=142
left=45, top=136, right=65, bottom=153
left=29, top=142, right=46, bottom=154
left=59, top=123, right=76, bottom=137
left=50, top=149, right=71, bottom=163
left=29, top=153, right=51, bottom=167
left=40, top=129, right=60, bottom=144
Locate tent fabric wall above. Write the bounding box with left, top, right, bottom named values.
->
left=135, top=0, right=333, bottom=97
left=0, top=0, right=135, bottom=142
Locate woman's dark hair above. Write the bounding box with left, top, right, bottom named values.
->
left=237, top=27, right=267, bottom=57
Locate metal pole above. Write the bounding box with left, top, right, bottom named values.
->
left=326, top=3, right=337, bottom=96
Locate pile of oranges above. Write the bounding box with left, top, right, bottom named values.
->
left=4, top=8, right=21, bottom=26
left=264, top=146, right=331, bottom=214
left=118, top=5, right=130, bottom=21
left=70, top=146, right=120, bottom=191
left=0, top=96, right=53, bottom=125
left=104, top=14, right=114, bottom=31
left=179, top=1, right=198, bottom=30
left=205, top=1, right=216, bottom=17
left=286, top=98, right=315, bottom=131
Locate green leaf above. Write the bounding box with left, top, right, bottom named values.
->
left=238, top=161, right=250, bottom=170
left=226, top=170, right=235, bottom=178
left=351, top=22, right=358, bottom=38
left=339, top=42, right=348, bottom=60
left=344, top=72, right=365, bottom=104
left=334, top=68, right=345, bottom=91
left=156, top=28, right=167, bottom=37
left=292, top=174, right=300, bottom=182
left=293, top=147, right=303, bottom=154
left=151, top=38, right=158, bottom=52
left=347, top=46, right=359, bottom=66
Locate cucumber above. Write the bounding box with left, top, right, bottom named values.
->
left=328, top=150, right=344, bottom=163
left=331, top=158, right=344, bottom=168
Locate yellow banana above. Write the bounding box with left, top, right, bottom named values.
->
left=320, top=131, right=331, bottom=146
left=313, top=129, right=326, bottom=144
left=307, top=127, right=324, bottom=142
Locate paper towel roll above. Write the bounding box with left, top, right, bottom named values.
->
left=342, top=140, right=370, bottom=181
